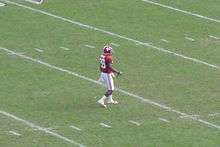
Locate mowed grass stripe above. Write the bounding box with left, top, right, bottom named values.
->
left=0, top=46, right=219, bottom=130
left=1, top=0, right=219, bottom=70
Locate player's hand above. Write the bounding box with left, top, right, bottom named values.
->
left=116, top=71, right=122, bottom=77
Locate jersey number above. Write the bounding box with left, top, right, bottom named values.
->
left=100, top=57, right=106, bottom=69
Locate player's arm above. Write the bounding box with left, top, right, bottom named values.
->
left=106, top=63, right=122, bottom=76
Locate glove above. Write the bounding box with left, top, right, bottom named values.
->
left=116, top=71, right=122, bottom=77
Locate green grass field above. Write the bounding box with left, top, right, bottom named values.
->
left=0, top=0, right=219, bottom=146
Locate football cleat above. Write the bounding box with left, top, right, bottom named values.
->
left=112, top=100, right=118, bottom=104
left=107, top=100, right=119, bottom=105
left=97, top=101, right=107, bottom=108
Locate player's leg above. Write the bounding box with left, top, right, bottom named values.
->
left=107, top=93, right=118, bottom=104
left=106, top=73, right=118, bottom=104
left=97, top=90, right=112, bottom=108
left=97, top=73, right=117, bottom=107
left=97, top=73, right=109, bottom=107
left=97, top=95, right=107, bottom=107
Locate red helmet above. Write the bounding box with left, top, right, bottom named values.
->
left=103, top=45, right=113, bottom=54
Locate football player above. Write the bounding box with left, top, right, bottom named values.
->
left=97, top=44, right=122, bottom=108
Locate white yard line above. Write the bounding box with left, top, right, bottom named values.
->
left=0, top=2, right=6, bottom=6
left=128, top=120, right=141, bottom=126
left=84, top=44, right=95, bottom=49
left=208, top=113, right=220, bottom=117
left=158, top=117, right=170, bottom=123
left=161, top=39, right=169, bottom=43
left=208, top=35, right=220, bottom=40
left=35, top=48, right=44, bottom=53
left=0, top=46, right=219, bottom=130
left=0, top=110, right=85, bottom=147
left=184, top=37, right=195, bottom=42
left=7, top=52, right=25, bottom=55
left=142, top=0, right=220, bottom=23
left=45, top=127, right=57, bottom=131
left=1, top=0, right=219, bottom=70
left=180, top=114, right=200, bottom=119
left=100, top=123, right=111, bottom=128
left=8, top=131, right=22, bottom=136
left=70, top=125, right=81, bottom=131
left=60, top=46, right=70, bottom=51
left=111, top=42, right=120, bottom=47
left=24, top=0, right=43, bottom=5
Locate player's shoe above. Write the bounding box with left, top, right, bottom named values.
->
left=97, top=101, right=107, bottom=108
left=107, top=100, right=119, bottom=105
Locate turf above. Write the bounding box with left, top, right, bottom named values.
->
left=0, top=0, right=219, bottom=147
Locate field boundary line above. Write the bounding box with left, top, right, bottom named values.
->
left=0, top=46, right=219, bottom=130
left=0, top=110, right=85, bottom=147
left=1, top=0, right=219, bottom=70
left=142, top=0, right=220, bottom=23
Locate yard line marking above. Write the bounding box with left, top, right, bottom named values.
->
left=9, top=131, right=21, bottom=136
left=84, top=44, right=95, bottom=49
left=208, top=35, right=220, bottom=40
left=180, top=114, right=200, bottom=119
left=0, top=46, right=220, bottom=130
left=142, top=0, right=220, bottom=23
left=100, top=123, right=111, bottom=128
left=35, top=48, right=44, bottom=53
left=24, top=0, right=43, bottom=5
left=0, top=2, right=6, bottom=6
left=184, top=37, right=195, bottom=42
left=45, top=127, right=57, bottom=131
left=70, top=125, right=81, bottom=131
left=161, top=39, right=169, bottom=43
left=2, top=0, right=219, bottom=70
left=7, top=52, right=25, bottom=55
left=0, top=110, right=85, bottom=147
left=60, top=46, right=70, bottom=51
left=114, top=88, right=220, bottom=130
left=208, top=113, right=220, bottom=117
left=111, top=42, right=120, bottom=47
left=0, top=46, right=102, bottom=85
left=128, top=120, right=141, bottom=126
left=159, top=117, right=170, bottom=123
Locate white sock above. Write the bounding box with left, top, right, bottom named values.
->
left=107, top=94, right=113, bottom=103
left=98, top=95, right=107, bottom=104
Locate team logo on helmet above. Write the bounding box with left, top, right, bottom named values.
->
left=103, top=45, right=113, bottom=53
